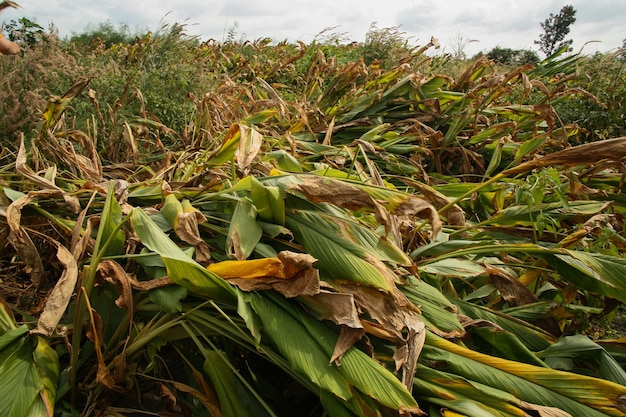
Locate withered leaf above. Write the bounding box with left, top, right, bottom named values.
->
left=6, top=191, right=48, bottom=286
left=504, top=136, right=626, bottom=176
left=97, top=260, right=134, bottom=311
left=31, top=244, right=79, bottom=336
left=15, top=135, right=80, bottom=213
left=209, top=251, right=319, bottom=298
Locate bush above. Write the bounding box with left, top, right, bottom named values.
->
left=484, top=46, right=540, bottom=66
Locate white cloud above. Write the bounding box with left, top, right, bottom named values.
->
left=3, top=0, right=624, bottom=54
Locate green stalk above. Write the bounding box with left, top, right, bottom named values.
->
left=68, top=213, right=130, bottom=400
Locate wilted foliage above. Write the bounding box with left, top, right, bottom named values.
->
left=1, top=20, right=626, bottom=417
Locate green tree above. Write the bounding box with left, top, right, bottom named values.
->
left=70, top=21, right=136, bottom=48
left=4, top=17, right=46, bottom=47
left=486, top=46, right=539, bottom=66
left=534, top=5, right=577, bottom=56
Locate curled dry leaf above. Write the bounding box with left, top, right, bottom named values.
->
left=96, top=259, right=174, bottom=305
left=486, top=264, right=538, bottom=307
left=235, top=124, right=263, bottom=175
left=174, top=202, right=211, bottom=263
left=401, top=178, right=466, bottom=227
left=519, top=401, right=573, bottom=417
left=335, top=283, right=426, bottom=389
left=96, top=260, right=134, bottom=311
left=290, top=175, right=376, bottom=211
left=290, top=175, right=442, bottom=239
left=6, top=191, right=48, bottom=286
left=208, top=251, right=319, bottom=298
left=31, top=243, right=79, bottom=336
left=503, top=136, right=626, bottom=177
left=15, top=134, right=80, bottom=214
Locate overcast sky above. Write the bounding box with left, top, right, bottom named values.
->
left=2, top=0, right=624, bottom=56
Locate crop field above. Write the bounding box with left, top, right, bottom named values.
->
left=1, top=21, right=626, bottom=417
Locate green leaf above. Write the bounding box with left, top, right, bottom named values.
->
left=538, top=335, right=626, bottom=385
left=424, top=332, right=626, bottom=417
left=421, top=258, right=486, bottom=277
left=148, top=285, right=188, bottom=313
left=130, top=208, right=234, bottom=301
left=160, top=193, right=183, bottom=228
left=485, top=201, right=608, bottom=227
left=248, top=293, right=354, bottom=401
left=250, top=177, right=285, bottom=225
left=286, top=209, right=393, bottom=291
left=202, top=350, right=256, bottom=417
left=94, top=181, right=126, bottom=258
left=453, top=300, right=555, bottom=351
left=552, top=250, right=626, bottom=303
left=0, top=330, right=59, bottom=417
left=264, top=150, right=303, bottom=172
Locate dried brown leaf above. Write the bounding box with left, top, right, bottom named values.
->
left=15, top=134, right=80, bottom=213
left=301, top=291, right=362, bottom=329
left=335, top=283, right=425, bottom=388
left=6, top=192, right=47, bottom=286
left=235, top=124, right=263, bottom=175
left=96, top=260, right=134, bottom=311
left=330, top=326, right=365, bottom=364
left=290, top=175, right=377, bottom=211
left=31, top=244, right=78, bottom=336
left=394, top=196, right=443, bottom=239
left=486, top=264, right=538, bottom=307
left=209, top=251, right=320, bottom=298
left=401, top=178, right=466, bottom=227
left=504, top=136, right=626, bottom=176
left=519, top=401, right=573, bottom=417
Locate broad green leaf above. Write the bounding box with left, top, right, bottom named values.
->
left=202, top=350, right=256, bottom=417
left=264, top=293, right=420, bottom=413
left=467, top=326, right=548, bottom=367
left=538, top=335, right=626, bottom=385
left=421, top=259, right=486, bottom=277
left=340, top=346, right=421, bottom=413
left=243, top=109, right=279, bottom=124
left=286, top=209, right=392, bottom=291
left=413, top=365, right=570, bottom=417
left=248, top=293, right=354, bottom=400
left=482, top=138, right=503, bottom=179
left=94, top=180, right=125, bottom=258
left=160, top=193, right=183, bottom=228
left=251, top=177, right=285, bottom=225
left=209, top=123, right=242, bottom=166
left=0, top=331, right=59, bottom=417
left=148, top=285, right=188, bottom=313
left=130, top=208, right=234, bottom=301
left=552, top=250, right=626, bottom=303
left=0, top=325, right=29, bottom=349
left=485, top=201, right=608, bottom=227
left=453, top=300, right=555, bottom=351
left=513, top=135, right=548, bottom=162
left=401, top=281, right=464, bottom=334
left=264, top=149, right=303, bottom=172
left=424, top=332, right=626, bottom=417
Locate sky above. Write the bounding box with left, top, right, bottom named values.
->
left=2, top=0, right=625, bottom=57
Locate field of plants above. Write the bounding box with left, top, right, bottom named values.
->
left=1, top=21, right=626, bottom=417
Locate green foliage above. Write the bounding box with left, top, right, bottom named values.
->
left=4, top=17, right=47, bottom=47
left=70, top=21, right=137, bottom=49
left=552, top=51, right=626, bottom=141
left=1, top=18, right=626, bottom=417
left=535, top=5, right=577, bottom=56
left=360, top=23, right=414, bottom=67
left=485, top=46, right=539, bottom=66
